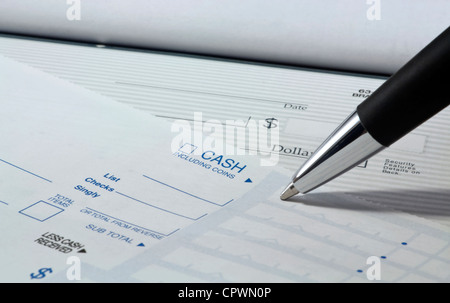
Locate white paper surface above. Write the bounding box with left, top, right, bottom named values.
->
left=0, top=55, right=267, bottom=280
left=0, top=55, right=450, bottom=282
left=0, top=0, right=449, bottom=75
left=1, top=35, right=449, bottom=227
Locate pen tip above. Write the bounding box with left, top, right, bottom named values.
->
left=280, top=183, right=300, bottom=200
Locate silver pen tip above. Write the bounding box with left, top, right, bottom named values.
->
left=280, top=182, right=300, bottom=200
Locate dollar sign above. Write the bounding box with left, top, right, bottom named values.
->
left=264, top=118, right=278, bottom=129
left=30, top=267, right=53, bottom=279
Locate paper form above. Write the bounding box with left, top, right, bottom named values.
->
left=1, top=54, right=450, bottom=283
left=0, top=35, right=449, bottom=227
left=131, top=175, right=450, bottom=283
left=0, top=55, right=267, bottom=281
left=2, top=52, right=450, bottom=283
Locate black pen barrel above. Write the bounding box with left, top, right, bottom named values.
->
left=357, top=26, right=450, bottom=147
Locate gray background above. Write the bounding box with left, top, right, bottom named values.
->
left=0, top=0, right=449, bottom=75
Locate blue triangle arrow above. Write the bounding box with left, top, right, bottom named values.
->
left=245, top=178, right=252, bottom=183
left=137, top=243, right=145, bottom=247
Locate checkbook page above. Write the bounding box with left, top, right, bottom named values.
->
left=0, top=55, right=267, bottom=281
left=0, top=55, right=449, bottom=282
left=1, top=35, right=449, bottom=226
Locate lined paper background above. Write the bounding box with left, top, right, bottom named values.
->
left=1, top=34, right=449, bottom=226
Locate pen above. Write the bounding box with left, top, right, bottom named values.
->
left=280, top=26, right=450, bottom=200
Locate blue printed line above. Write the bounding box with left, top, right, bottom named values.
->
left=0, top=200, right=8, bottom=205
left=115, top=191, right=206, bottom=221
left=84, top=207, right=177, bottom=237
left=167, top=228, right=180, bottom=236
left=221, top=199, right=234, bottom=206
left=0, top=158, right=52, bottom=183
left=19, top=201, right=64, bottom=222
left=142, top=174, right=234, bottom=207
